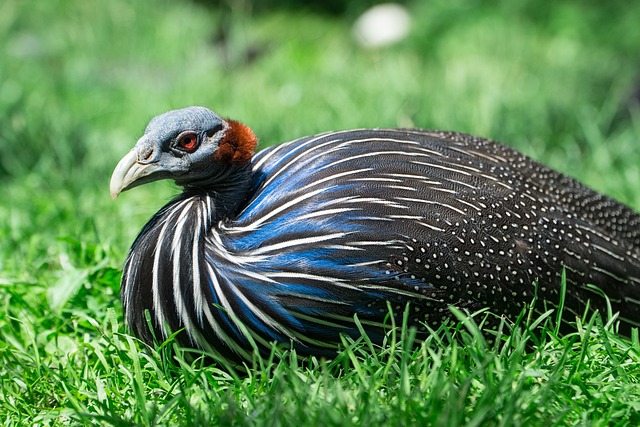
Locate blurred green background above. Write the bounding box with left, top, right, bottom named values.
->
left=1, top=0, right=639, bottom=422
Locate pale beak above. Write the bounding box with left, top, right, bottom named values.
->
left=110, top=149, right=163, bottom=199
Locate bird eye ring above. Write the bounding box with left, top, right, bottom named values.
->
left=177, top=132, right=199, bottom=152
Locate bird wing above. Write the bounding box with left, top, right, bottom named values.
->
left=205, top=129, right=640, bottom=353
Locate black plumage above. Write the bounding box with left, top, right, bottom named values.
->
left=110, top=107, right=640, bottom=362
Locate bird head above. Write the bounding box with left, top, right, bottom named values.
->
left=110, top=106, right=257, bottom=199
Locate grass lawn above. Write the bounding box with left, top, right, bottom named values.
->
left=1, top=0, right=640, bottom=425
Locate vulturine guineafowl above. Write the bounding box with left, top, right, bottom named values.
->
left=110, top=106, right=640, bottom=362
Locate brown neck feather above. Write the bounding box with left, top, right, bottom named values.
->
left=215, top=119, right=258, bottom=165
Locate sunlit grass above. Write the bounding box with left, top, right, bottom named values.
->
left=2, top=284, right=639, bottom=425
left=1, top=0, right=640, bottom=424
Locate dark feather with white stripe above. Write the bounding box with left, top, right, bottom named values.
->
left=113, top=108, right=640, bottom=362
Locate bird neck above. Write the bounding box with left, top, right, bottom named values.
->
left=179, top=163, right=253, bottom=220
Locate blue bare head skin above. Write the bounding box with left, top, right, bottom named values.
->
left=110, top=106, right=234, bottom=198
left=143, top=106, right=224, bottom=147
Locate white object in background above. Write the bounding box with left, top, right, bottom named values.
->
left=353, top=3, right=411, bottom=48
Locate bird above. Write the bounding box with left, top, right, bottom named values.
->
left=110, top=106, right=640, bottom=362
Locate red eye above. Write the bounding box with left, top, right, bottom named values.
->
left=178, top=133, right=198, bottom=152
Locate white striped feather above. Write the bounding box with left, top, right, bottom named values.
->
left=123, top=126, right=640, bottom=361
left=150, top=199, right=192, bottom=339
left=250, top=232, right=350, bottom=256
left=171, top=200, right=194, bottom=330
left=298, top=168, right=374, bottom=192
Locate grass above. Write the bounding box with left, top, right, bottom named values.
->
left=3, top=295, right=640, bottom=426
left=1, top=0, right=640, bottom=424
